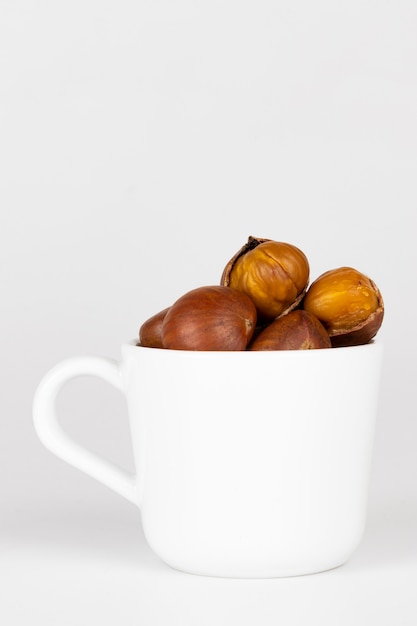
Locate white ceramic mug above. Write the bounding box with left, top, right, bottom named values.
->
left=33, top=340, right=383, bottom=578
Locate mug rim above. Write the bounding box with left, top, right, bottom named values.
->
left=124, top=338, right=382, bottom=355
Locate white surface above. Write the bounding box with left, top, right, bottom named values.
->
left=2, top=497, right=417, bottom=625
left=1, top=0, right=417, bottom=623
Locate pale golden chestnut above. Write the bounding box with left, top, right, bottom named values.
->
left=249, top=309, right=331, bottom=351
left=221, top=236, right=309, bottom=321
left=161, top=285, right=257, bottom=351
left=302, top=267, right=384, bottom=347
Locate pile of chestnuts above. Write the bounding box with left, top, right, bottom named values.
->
left=138, top=236, right=384, bottom=351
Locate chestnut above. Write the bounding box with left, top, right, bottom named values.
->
left=161, top=285, right=257, bottom=351
left=249, top=309, right=331, bottom=351
left=221, top=236, right=309, bottom=322
left=139, top=307, right=170, bottom=348
left=302, top=267, right=384, bottom=347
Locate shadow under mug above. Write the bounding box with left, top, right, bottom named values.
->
left=33, top=340, right=383, bottom=578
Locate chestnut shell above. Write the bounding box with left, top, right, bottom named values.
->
left=161, top=285, right=257, bottom=351
left=249, top=309, right=331, bottom=351
left=139, top=307, right=170, bottom=348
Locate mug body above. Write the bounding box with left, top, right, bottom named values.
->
left=122, top=341, right=383, bottom=578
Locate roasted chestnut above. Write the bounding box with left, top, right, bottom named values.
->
left=221, top=236, right=309, bottom=321
left=302, top=267, right=384, bottom=347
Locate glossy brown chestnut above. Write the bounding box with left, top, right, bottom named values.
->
left=161, top=285, right=257, bottom=351
left=302, top=267, right=384, bottom=347
left=249, top=309, right=331, bottom=351
left=139, top=307, right=170, bottom=348
left=221, top=236, right=310, bottom=322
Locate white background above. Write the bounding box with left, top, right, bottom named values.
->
left=1, top=1, right=416, bottom=624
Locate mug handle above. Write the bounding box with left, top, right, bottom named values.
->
left=33, top=356, right=137, bottom=505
